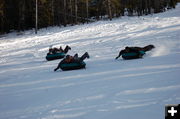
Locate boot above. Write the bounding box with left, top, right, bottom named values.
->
left=85, top=52, right=90, bottom=58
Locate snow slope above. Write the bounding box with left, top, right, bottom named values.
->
left=0, top=4, right=180, bottom=119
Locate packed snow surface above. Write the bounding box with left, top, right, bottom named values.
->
left=0, top=4, right=180, bottom=119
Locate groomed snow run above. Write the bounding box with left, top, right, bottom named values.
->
left=0, top=4, right=180, bottom=119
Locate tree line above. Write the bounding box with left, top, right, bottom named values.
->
left=0, top=0, right=178, bottom=34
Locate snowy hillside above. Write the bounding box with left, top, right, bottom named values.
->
left=0, top=4, right=180, bottom=119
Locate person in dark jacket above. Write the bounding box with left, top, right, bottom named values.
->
left=128, top=45, right=155, bottom=52
left=115, top=47, right=140, bottom=59
left=115, top=45, right=155, bottom=59
left=47, top=45, right=71, bottom=55
left=54, top=52, right=90, bottom=71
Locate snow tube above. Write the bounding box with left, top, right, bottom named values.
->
left=122, top=51, right=145, bottom=60
left=46, top=52, right=65, bottom=61
left=60, top=61, right=86, bottom=71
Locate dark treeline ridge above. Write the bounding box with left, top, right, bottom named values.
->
left=0, top=0, right=178, bottom=34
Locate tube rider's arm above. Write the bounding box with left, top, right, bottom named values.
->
left=115, top=50, right=123, bottom=59
left=54, top=59, right=65, bottom=71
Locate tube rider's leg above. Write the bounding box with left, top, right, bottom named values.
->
left=80, top=52, right=89, bottom=61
